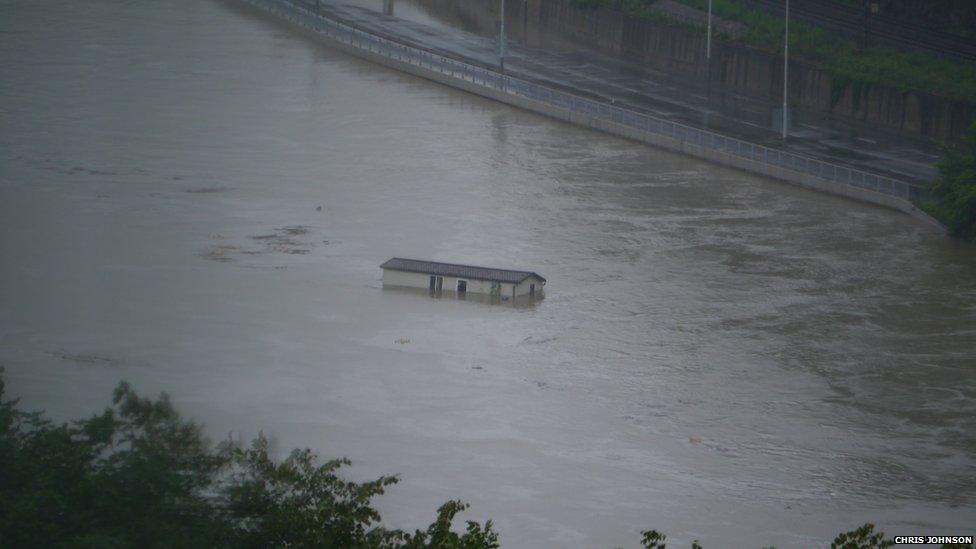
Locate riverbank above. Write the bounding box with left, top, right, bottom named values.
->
left=402, top=0, right=943, bottom=187
left=239, top=0, right=943, bottom=230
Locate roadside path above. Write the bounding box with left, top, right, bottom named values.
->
left=315, top=0, right=942, bottom=186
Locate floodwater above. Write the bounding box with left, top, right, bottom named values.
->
left=1, top=0, right=974, bottom=547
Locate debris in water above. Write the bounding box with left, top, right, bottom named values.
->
left=205, top=226, right=320, bottom=263
left=394, top=338, right=410, bottom=344
left=52, top=351, right=117, bottom=365
left=201, top=246, right=239, bottom=262
left=185, top=185, right=231, bottom=194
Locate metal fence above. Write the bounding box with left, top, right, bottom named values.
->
left=250, top=0, right=926, bottom=203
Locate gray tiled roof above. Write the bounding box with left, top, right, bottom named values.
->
left=380, top=258, right=545, bottom=284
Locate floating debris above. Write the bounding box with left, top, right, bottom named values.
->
left=201, top=245, right=239, bottom=262
left=185, top=185, right=231, bottom=194
left=205, top=226, right=318, bottom=262
left=52, top=351, right=117, bottom=365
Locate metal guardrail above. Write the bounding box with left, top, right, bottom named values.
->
left=250, top=0, right=926, bottom=203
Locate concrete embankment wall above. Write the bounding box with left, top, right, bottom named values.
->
left=535, top=0, right=975, bottom=145
left=415, top=0, right=973, bottom=145
left=240, top=0, right=944, bottom=230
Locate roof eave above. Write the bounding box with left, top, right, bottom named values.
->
left=518, top=273, right=546, bottom=284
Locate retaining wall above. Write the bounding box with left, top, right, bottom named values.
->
left=527, top=0, right=975, bottom=145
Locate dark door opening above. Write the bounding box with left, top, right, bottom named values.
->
left=456, top=280, right=467, bottom=293
left=529, top=284, right=535, bottom=296
left=429, top=276, right=436, bottom=292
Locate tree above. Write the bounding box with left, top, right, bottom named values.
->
left=830, top=523, right=894, bottom=549
left=636, top=523, right=971, bottom=549
left=1, top=374, right=235, bottom=548
left=1, top=370, right=971, bottom=548
left=0, top=369, right=497, bottom=548
left=924, top=122, right=976, bottom=241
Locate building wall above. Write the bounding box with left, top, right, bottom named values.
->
left=382, top=269, right=429, bottom=289
left=513, top=276, right=545, bottom=297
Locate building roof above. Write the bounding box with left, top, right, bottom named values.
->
left=380, top=258, right=546, bottom=284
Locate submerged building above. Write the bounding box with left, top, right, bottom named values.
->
left=380, top=258, right=546, bottom=298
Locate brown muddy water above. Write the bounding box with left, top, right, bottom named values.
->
left=1, top=0, right=974, bottom=547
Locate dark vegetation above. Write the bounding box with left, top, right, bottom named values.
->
left=923, top=123, right=976, bottom=240
left=1, top=370, right=972, bottom=547
left=569, top=0, right=976, bottom=103
left=0, top=370, right=498, bottom=548
left=833, top=0, right=976, bottom=40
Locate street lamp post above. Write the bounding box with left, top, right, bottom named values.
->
left=782, top=0, right=789, bottom=139
left=706, top=0, right=712, bottom=60
left=500, top=0, right=506, bottom=72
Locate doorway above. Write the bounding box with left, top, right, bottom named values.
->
left=456, top=280, right=467, bottom=293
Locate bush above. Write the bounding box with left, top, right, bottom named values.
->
left=0, top=370, right=498, bottom=548
left=923, top=122, right=976, bottom=240
left=2, top=371, right=972, bottom=547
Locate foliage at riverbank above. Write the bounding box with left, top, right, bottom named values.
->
left=2, top=371, right=972, bottom=547
left=0, top=371, right=499, bottom=548
left=923, top=123, right=976, bottom=241
left=569, top=0, right=976, bottom=103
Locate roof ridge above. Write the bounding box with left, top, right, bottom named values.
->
left=387, top=257, right=533, bottom=274
left=381, top=258, right=546, bottom=284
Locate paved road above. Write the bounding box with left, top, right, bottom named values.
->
left=314, top=0, right=942, bottom=186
